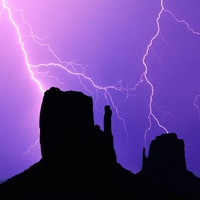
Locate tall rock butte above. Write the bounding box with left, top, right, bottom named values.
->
left=39, top=87, right=116, bottom=163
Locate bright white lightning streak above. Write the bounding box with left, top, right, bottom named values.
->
left=139, top=0, right=200, bottom=146
left=2, top=0, right=200, bottom=154
left=1, top=0, right=130, bottom=143
left=2, top=0, right=44, bottom=92
left=139, top=0, right=169, bottom=145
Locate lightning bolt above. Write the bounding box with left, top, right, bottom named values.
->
left=22, top=139, right=39, bottom=156
left=1, top=0, right=200, bottom=157
left=1, top=0, right=130, bottom=149
left=194, top=95, right=200, bottom=122
left=2, top=0, right=44, bottom=92
left=140, top=1, right=168, bottom=145
left=138, top=0, right=200, bottom=147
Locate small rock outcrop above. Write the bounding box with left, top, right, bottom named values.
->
left=142, top=133, right=186, bottom=173
left=138, top=133, right=200, bottom=199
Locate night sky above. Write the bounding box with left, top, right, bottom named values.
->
left=1, top=0, right=200, bottom=180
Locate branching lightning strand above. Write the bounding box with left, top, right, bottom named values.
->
left=2, top=0, right=200, bottom=154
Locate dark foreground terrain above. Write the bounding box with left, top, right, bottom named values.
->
left=0, top=87, right=200, bottom=199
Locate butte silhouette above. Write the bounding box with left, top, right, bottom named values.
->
left=0, top=87, right=200, bottom=200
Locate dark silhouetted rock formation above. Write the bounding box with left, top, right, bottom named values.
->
left=142, top=133, right=186, bottom=173
left=39, top=87, right=116, bottom=163
left=0, top=87, right=137, bottom=199
left=138, top=133, right=200, bottom=199
left=0, top=87, right=200, bottom=200
left=40, top=87, right=95, bottom=161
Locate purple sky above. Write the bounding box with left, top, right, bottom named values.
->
left=1, top=0, right=200, bottom=180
